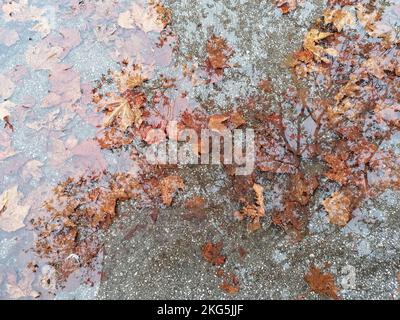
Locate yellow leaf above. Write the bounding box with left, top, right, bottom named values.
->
left=303, top=29, right=335, bottom=62
left=103, top=95, right=143, bottom=131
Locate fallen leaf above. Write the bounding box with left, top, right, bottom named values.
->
left=0, top=185, right=31, bottom=232
left=0, top=74, right=16, bottom=100
left=202, top=242, right=226, bottom=266
left=324, top=153, right=351, bottom=185
left=305, top=265, right=339, bottom=299
left=6, top=269, right=40, bottom=299
left=304, top=29, right=337, bottom=63
left=276, top=0, right=297, bottom=14
left=40, top=265, right=56, bottom=292
left=113, top=66, right=147, bottom=93
left=322, top=190, right=353, bottom=227
left=103, top=94, right=144, bottom=131
left=288, top=174, right=319, bottom=206
left=0, top=130, right=16, bottom=160
left=0, top=101, right=15, bottom=119
left=160, top=175, right=184, bottom=206
left=258, top=79, right=273, bottom=93
left=22, top=160, right=43, bottom=181
left=0, top=28, right=19, bottom=47
left=237, top=183, right=265, bottom=232
left=43, top=65, right=81, bottom=108
left=118, top=3, right=170, bottom=33
left=219, top=280, right=240, bottom=294
left=25, top=42, right=63, bottom=70
left=96, top=127, right=134, bottom=149
left=117, top=10, right=135, bottom=29
left=230, top=112, right=246, bottom=128
left=209, top=114, right=229, bottom=133
left=219, top=272, right=240, bottom=294
left=31, top=17, right=51, bottom=37
left=206, top=35, right=233, bottom=73
left=2, top=0, right=43, bottom=22
left=26, top=109, right=75, bottom=131
left=183, top=196, right=206, bottom=220
left=323, top=9, right=355, bottom=32
left=357, top=4, right=396, bottom=42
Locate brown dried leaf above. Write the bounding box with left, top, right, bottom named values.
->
left=305, top=265, right=339, bottom=299
left=322, top=190, right=353, bottom=227
left=323, top=9, right=355, bottom=32
left=183, top=196, right=206, bottom=220
left=239, top=183, right=265, bottom=232
left=202, top=242, right=226, bottom=266
left=230, top=112, right=246, bottom=128
left=209, top=114, right=229, bottom=133
left=289, top=174, right=319, bottom=206
left=206, top=35, right=233, bottom=72
left=304, top=29, right=337, bottom=63
left=219, top=280, right=240, bottom=294
left=160, top=175, right=184, bottom=206
left=324, top=153, right=350, bottom=185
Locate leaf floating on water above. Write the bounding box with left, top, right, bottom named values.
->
left=322, top=190, right=353, bottom=227
left=6, top=268, right=40, bottom=299
left=0, top=74, right=16, bottom=100
left=0, top=186, right=30, bottom=233
left=103, top=94, right=144, bottom=131
left=0, top=28, right=19, bottom=47
left=117, top=2, right=171, bottom=33
left=303, top=29, right=337, bottom=63
left=323, top=9, right=355, bottom=32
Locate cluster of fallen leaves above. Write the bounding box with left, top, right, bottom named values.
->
left=1, top=0, right=399, bottom=299
left=0, top=0, right=182, bottom=297
left=201, top=241, right=240, bottom=294
left=234, top=183, right=266, bottom=232
left=33, top=169, right=184, bottom=280
left=262, top=0, right=400, bottom=235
